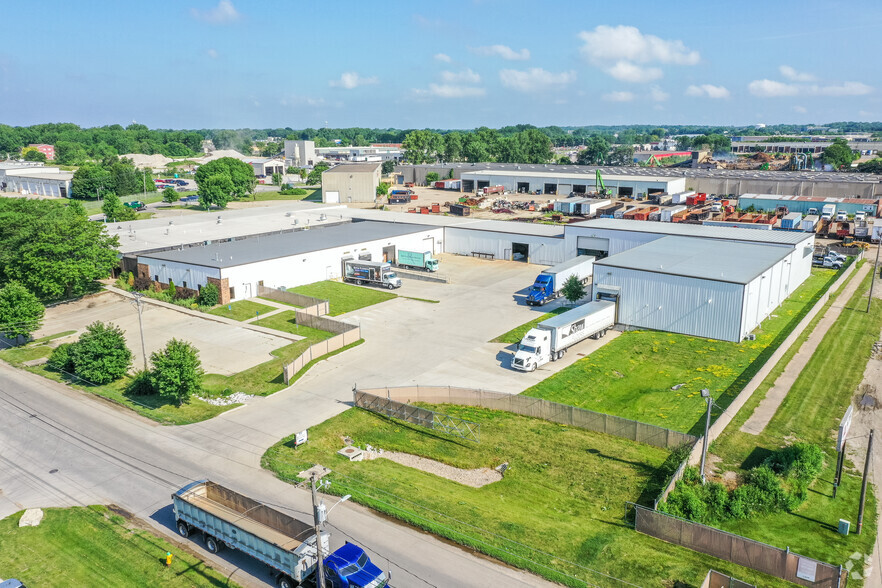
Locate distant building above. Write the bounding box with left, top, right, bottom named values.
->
left=321, top=163, right=381, bottom=203
left=315, top=145, right=403, bottom=163
left=284, top=140, right=316, bottom=168
left=27, top=144, right=55, bottom=160
left=0, top=162, right=72, bottom=197
left=246, top=157, right=286, bottom=177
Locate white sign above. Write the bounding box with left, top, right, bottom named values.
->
left=294, top=429, right=308, bottom=447
left=838, top=406, right=853, bottom=451
left=796, top=557, right=817, bottom=581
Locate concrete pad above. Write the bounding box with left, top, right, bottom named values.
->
left=35, top=292, right=291, bottom=376
left=18, top=508, right=43, bottom=527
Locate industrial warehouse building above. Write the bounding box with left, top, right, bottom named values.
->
left=137, top=220, right=442, bottom=303
left=459, top=170, right=686, bottom=198
left=321, top=163, right=382, bottom=204
left=0, top=162, right=72, bottom=197
left=737, top=194, right=880, bottom=216
left=593, top=236, right=809, bottom=342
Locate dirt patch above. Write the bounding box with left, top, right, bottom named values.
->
left=362, top=447, right=502, bottom=488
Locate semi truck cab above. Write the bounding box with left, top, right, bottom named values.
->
left=526, top=275, right=553, bottom=306
left=323, top=543, right=389, bottom=588
left=512, top=328, right=550, bottom=371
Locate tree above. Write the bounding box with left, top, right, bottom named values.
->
left=561, top=275, right=586, bottom=306
left=608, top=145, right=635, bottom=166
left=149, top=339, right=204, bottom=405
left=22, top=147, right=47, bottom=162
left=70, top=321, right=133, bottom=384
left=822, top=138, right=857, bottom=169
left=162, top=186, right=178, bottom=203
left=298, top=167, right=309, bottom=181
left=194, top=157, right=257, bottom=208
left=577, top=136, right=610, bottom=165
left=197, top=283, right=219, bottom=306
left=557, top=155, right=572, bottom=165
left=307, top=164, right=329, bottom=185
left=0, top=282, right=44, bottom=341
left=425, top=172, right=440, bottom=183
left=67, top=200, right=86, bottom=217
left=445, top=168, right=455, bottom=179
left=381, top=160, right=395, bottom=175
left=376, top=182, right=390, bottom=198
left=272, top=172, right=283, bottom=186
left=167, top=279, right=176, bottom=299
left=514, top=129, right=553, bottom=164
left=443, top=132, right=463, bottom=162
left=402, top=130, right=443, bottom=163
left=71, top=162, right=111, bottom=199
left=101, top=192, right=136, bottom=222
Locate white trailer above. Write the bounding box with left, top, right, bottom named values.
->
left=672, top=191, right=695, bottom=205
left=801, top=215, right=819, bottom=232
left=525, top=255, right=595, bottom=306
left=511, top=301, right=616, bottom=371
left=661, top=205, right=687, bottom=222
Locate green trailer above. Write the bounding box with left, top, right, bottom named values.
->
left=397, top=250, right=439, bottom=272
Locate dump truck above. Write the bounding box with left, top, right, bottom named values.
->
left=396, top=250, right=439, bottom=272
left=511, top=301, right=615, bottom=371
left=343, top=259, right=401, bottom=289
left=172, top=481, right=388, bottom=588
left=123, top=200, right=146, bottom=211
left=525, top=256, right=594, bottom=306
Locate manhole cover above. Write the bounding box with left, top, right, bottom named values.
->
left=860, top=394, right=877, bottom=409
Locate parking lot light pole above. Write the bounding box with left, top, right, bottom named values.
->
left=700, top=388, right=712, bottom=484
left=130, top=292, right=148, bottom=371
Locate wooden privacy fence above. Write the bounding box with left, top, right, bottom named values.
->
left=257, top=285, right=328, bottom=316
left=356, top=385, right=697, bottom=450
left=633, top=505, right=847, bottom=588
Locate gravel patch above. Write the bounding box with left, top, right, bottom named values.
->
left=195, top=392, right=254, bottom=406
left=362, top=447, right=502, bottom=488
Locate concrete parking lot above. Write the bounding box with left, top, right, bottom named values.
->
left=34, top=292, right=291, bottom=375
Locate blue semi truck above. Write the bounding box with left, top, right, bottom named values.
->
left=173, top=480, right=388, bottom=588
left=525, top=256, right=595, bottom=306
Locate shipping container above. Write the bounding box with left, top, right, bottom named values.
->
left=671, top=191, right=695, bottom=205
left=449, top=204, right=470, bottom=216
left=780, top=212, right=803, bottom=230
left=801, top=215, right=818, bottom=232
left=660, top=205, right=687, bottom=222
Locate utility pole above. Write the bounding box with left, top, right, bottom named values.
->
left=311, top=475, right=326, bottom=588
left=700, top=389, right=712, bottom=484
left=868, top=242, right=880, bottom=313
left=857, top=429, right=874, bottom=534
left=130, top=292, right=148, bottom=371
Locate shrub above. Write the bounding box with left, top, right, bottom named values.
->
left=126, top=370, right=155, bottom=396
left=133, top=276, right=152, bottom=291
left=70, top=321, right=133, bottom=384
left=197, top=283, right=219, bottom=306
left=167, top=279, right=176, bottom=298
left=127, top=273, right=135, bottom=287
left=764, top=442, right=824, bottom=483
left=149, top=339, right=204, bottom=406
left=174, top=286, right=197, bottom=300
left=48, top=343, right=75, bottom=373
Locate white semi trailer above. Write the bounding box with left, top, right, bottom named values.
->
left=511, top=300, right=616, bottom=371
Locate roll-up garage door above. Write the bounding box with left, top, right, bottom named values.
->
left=577, top=236, right=609, bottom=256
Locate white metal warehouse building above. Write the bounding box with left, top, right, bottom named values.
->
left=138, top=220, right=442, bottom=302
left=459, top=170, right=686, bottom=198
left=593, top=236, right=809, bottom=342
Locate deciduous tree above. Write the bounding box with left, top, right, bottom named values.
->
left=149, top=339, right=204, bottom=405
left=561, top=275, right=586, bottom=306
left=0, top=281, right=44, bottom=341
left=70, top=321, right=133, bottom=384
left=162, top=186, right=178, bottom=203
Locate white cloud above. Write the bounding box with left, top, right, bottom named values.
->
left=749, top=78, right=872, bottom=97
left=472, top=45, right=530, bottom=61
left=579, top=25, right=698, bottom=83
left=649, top=86, right=669, bottom=102
left=440, top=69, right=481, bottom=84
left=606, top=61, right=662, bottom=83
left=685, top=84, right=731, bottom=99
left=207, top=48, right=218, bottom=59
left=190, top=0, right=240, bottom=24
left=499, top=68, right=576, bottom=93
left=330, top=72, right=379, bottom=89
left=779, top=65, right=815, bottom=82
left=794, top=105, right=808, bottom=114
left=414, top=84, right=486, bottom=99
left=603, top=91, right=634, bottom=102
left=748, top=79, right=799, bottom=97
left=434, top=53, right=452, bottom=63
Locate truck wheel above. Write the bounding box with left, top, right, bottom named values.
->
left=531, top=363, right=537, bottom=372
left=356, top=279, right=363, bottom=285
left=205, top=536, right=222, bottom=554
left=177, top=521, right=190, bottom=538
left=278, top=576, right=295, bottom=588
left=387, top=283, right=394, bottom=290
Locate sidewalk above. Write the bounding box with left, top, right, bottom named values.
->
left=241, top=297, right=292, bottom=324
left=740, top=262, right=870, bottom=435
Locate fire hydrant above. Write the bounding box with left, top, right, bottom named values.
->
left=166, top=552, right=173, bottom=567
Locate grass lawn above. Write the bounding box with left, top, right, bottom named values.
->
left=705, top=268, right=881, bottom=571
left=252, top=311, right=333, bottom=338
left=202, top=325, right=337, bottom=396
left=523, top=268, right=841, bottom=435
left=491, top=307, right=568, bottom=343
left=263, top=406, right=793, bottom=587
left=289, top=281, right=396, bottom=316
left=0, top=505, right=238, bottom=587
left=249, top=188, right=319, bottom=202
left=208, top=299, right=276, bottom=321
left=0, top=345, right=235, bottom=426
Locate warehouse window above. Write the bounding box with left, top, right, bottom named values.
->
left=229, top=287, right=236, bottom=299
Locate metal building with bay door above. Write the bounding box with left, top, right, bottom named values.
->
left=321, top=163, right=381, bottom=203
left=459, top=169, right=685, bottom=198
left=592, top=236, right=808, bottom=342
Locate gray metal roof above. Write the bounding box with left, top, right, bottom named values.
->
left=569, top=218, right=813, bottom=246
left=139, top=220, right=435, bottom=268
left=323, top=163, right=381, bottom=174
left=595, top=236, right=791, bottom=284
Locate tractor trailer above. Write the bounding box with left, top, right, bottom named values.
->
left=396, top=250, right=439, bottom=272
left=525, top=256, right=594, bottom=306
left=172, top=481, right=388, bottom=588
left=511, top=301, right=616, bottom=371
left=343, top=260, right=401, bottom=289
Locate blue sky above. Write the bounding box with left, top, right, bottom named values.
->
left=2, top=0, right=881, bottom=129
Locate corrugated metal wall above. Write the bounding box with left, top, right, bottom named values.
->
left=140, top=257, right=221, bottom=290
left=595, top=267, right=745, bottom=342
left=443, top=228, right=568, bottom=265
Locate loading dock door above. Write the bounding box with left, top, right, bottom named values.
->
left=517, top=182, right=530, bottom=193
left=423, top=236, right=435, bottom=254
left=383, top=245, right=396, bottom=262
left=325, top=190, right=340, bottom=203
left=544, top=183, right=557, bottom=195
left=559, top=183, right=573, bottom=195
left=462, top=179, right=475, bottom=192
left=618, top=187, right=633, bottom=197
left=511, top=242, right=529, bottom=262
left=577, top=236, right=609, bottom=259
left=572, top=184, right=587, bottom=194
